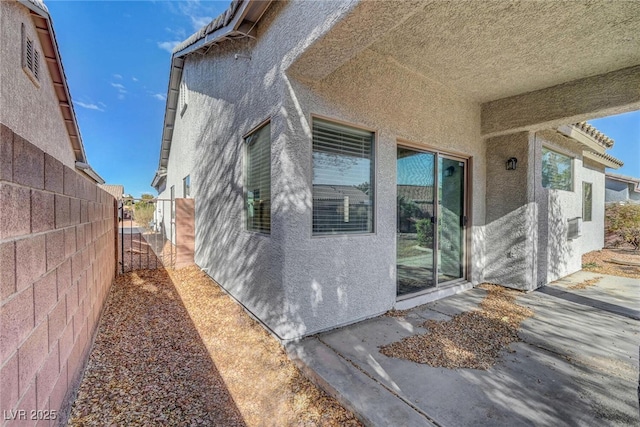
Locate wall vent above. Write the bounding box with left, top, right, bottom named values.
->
left=21, top=23, right=40, bottom=86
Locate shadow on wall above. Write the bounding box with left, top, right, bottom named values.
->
left=538, top=189, right=574, bottom=286
left=184, top=34, right=315, bottom=340
left=483, top=204, right=535, bottom=288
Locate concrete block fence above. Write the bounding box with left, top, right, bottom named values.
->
left=0, top=124, right=117, bottom=426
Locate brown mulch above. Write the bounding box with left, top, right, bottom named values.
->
left=582, top=249, right=640, bottom=279
left=568, top=276, right=603, bottom=290
left=118, top=233, right=164, bottom=272
left=379, top=285, right=533, bottom=370
left=68, top=267, right=362, bottom=426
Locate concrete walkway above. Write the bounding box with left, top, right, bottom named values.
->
left=287, top=272, right=640, bottom=426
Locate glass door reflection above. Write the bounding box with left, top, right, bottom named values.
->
left=396, top=148, right=436, bottom=296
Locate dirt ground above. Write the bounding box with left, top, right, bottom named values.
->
left=582, top=248, right=640, bottom=279
left=67, top=267, right=361, bottom=426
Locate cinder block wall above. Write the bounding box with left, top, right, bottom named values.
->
left=0, top=124, right=117, bottom=425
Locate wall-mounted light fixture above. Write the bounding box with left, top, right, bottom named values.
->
left=506, top=157, right=518, bottom=170
left=445, top=165, right=455, bottom=177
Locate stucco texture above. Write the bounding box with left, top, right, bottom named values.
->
left=158, top=0, right=617, bottom=339
left=159, top=0, right=487, bottom=340
left=0, top=1, right=76, bottom=168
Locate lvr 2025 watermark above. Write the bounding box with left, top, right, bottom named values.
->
left=3, top=410, right=57, bottom=421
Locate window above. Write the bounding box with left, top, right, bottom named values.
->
left=179, top=71, right=188, bottom=116
left=170, top=185, right=175, bottom=221
left=245, top=122, right=271, bottom=234
left=582, top=182, right=592, bottom=222
left=542, top=147, right=573, bottom=191
left=183, top=175, right=191, bottom=198
left=312, top=118, right=374, bottom=235
left=21, top=23, right=40, bottom=85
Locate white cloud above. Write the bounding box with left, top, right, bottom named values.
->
left=74, top=101, right=105, bottom=112
left=117, top=94, right=125, bottom=101
left=157, top=41, right=180, bottom=53
left=110, top=82, right=127, bottom=95
left=190, top=15, right=212, bottom=30
left=175, top=0, right=216, bottom=31
left=113, top=74, right=123, bottom=79
left=132, top=77, right=139, bottom=82
left=152, top=93, right=166, bottom=101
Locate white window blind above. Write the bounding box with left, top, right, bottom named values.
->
left=245, top=122, right=271, bottom=234
left=312, top=118, right=374, bottom=235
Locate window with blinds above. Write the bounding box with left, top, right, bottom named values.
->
left=312, top=118, right=374, bottom=235
left=542, top=147, right=573, bottom=191
left=582, top=182, right=592, bottom=222
left=245, top=122, right=271, bottom=234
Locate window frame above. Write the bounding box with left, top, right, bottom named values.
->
left=310, top=115, right=377, bottom=237
left=183, top=175, right=191, bottom=198
left=582, top=181, right=593, bottom=222
left=243, top=119, right=271, bottom=235
left=541, top=146, right=574, bottom=192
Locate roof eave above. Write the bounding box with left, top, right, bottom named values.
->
left=18, top=0, right=88, bottom=165
left=75, top=161, right=105, bottom=184
left=582, top=151, right=623, bottom=169
left=154, top=1, right=272, bottom=176
left=557, top=124, right=607, bottom=154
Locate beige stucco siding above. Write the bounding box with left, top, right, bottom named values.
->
left=279, top=47, right=485, bottom=335
left=534, top=131, right=606, bottom=284
left=0, top=1, right=75, bottom=167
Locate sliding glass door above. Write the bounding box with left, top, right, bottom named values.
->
left=396, top=146, right=466, bottom=297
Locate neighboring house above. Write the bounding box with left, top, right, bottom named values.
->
left=98, top=184, right=125, bottom=219
left=0, top=0, right=104, bottom=183
left=151, top=0, right=639, bottom=341
left=605, top=172, right=640, bottom=204
left=1, top=0, right=115, bottom=423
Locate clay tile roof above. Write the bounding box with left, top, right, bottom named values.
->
left=587, top=151, right=624, bottom=167
left=572, top=122, right=614, bottom=149
left=98, top=184, right=124, bottom=201
left=173, top=0, right=244, bottom=54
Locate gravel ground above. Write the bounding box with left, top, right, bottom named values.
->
left=582, top=248, right=640, bottom=279
left=68, top=267, right=361, bottom=426
left=380, top=284, right=534, bottom=370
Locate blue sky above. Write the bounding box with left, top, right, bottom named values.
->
left=46, top=1, right=638, bottom=197
left=47, top=0, right=230, bottom=197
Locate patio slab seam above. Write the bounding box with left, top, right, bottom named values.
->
left=316, top=335, right=444, bottom=427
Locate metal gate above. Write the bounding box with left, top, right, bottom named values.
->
left=118, top=197, right=176, bottom=274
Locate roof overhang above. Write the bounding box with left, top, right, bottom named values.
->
left=18, top=0, right=89, bottom=165
left=75, top=161, right=105, bottom=184
left=152, top=0, right=272, bottom=190
left=289, top=1, right=640, bottom=136
left=557, top=125, right=608, bottom=154
left=582, top=151, right=623, bottom=169
left=606, top=173, right=640, bottom=192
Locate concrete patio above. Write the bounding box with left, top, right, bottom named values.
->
left=288, top=272, right=640, bottom=426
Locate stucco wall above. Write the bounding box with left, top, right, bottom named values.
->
left=0, top=2, right=76, bottom=168
left=534, top=130, right=605, bottom=285
left=484, top=132, right=537, bottom=290
left=159, top=0, right=486, bottom=340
